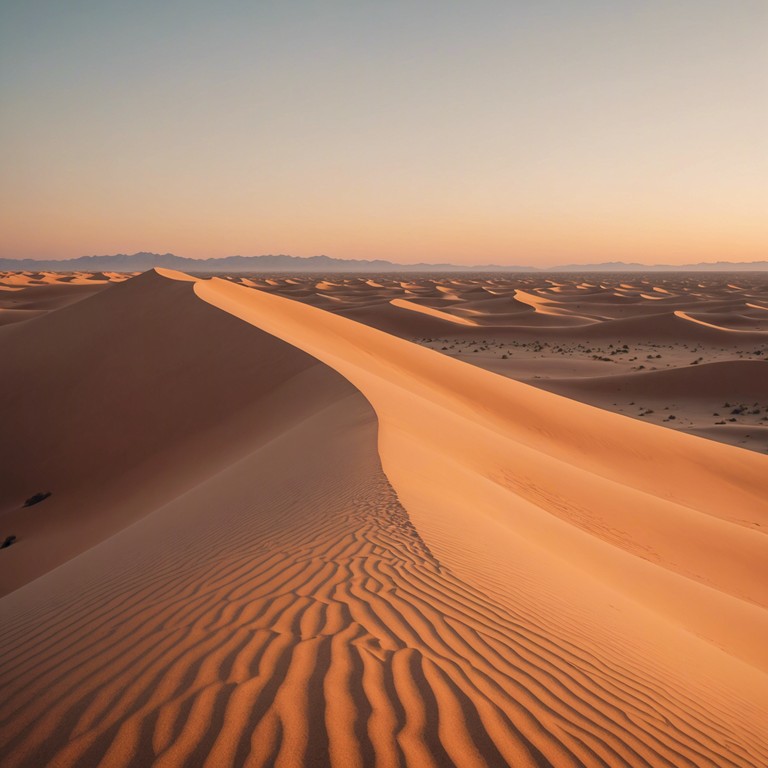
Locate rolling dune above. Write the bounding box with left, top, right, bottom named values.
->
left=676, top=310, right=768, bottom=334
left=1, top=269, right=766, bottom=767
left=0, top=271, right=130, bottom=325
left=536, top=360, right=768, bottom=402
left=390, top=297, right=478, bottom=326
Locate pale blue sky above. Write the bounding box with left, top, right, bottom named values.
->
left=1, top=1, right=766, bottom=264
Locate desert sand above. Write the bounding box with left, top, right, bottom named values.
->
left=1, top=269, right=767, bottom=767
left=226, top=273, right=768, bottom=454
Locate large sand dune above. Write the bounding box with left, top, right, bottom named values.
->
left=1, top=269, right=766, bottom=767
left=0, top=271, right=354, bottom=593
left=255, top=274, right=761, bottom=453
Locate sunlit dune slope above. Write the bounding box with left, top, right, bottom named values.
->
left=200, top=274, right=768, bottom=764
left=237, top=274, right=768, bottom=346
left=389, top=297, right=478, bottom=325
left=198, top=277, right=768, bottom=666
left=676, top=310, right=768, bottom=334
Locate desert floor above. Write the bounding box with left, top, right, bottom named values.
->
left=1, top=269, right=766, bottom=767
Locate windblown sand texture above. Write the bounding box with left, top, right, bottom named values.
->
left=1, top=269, right=767, bottom=767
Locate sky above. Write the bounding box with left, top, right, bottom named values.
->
left=1, top=1, right=766, bottom=266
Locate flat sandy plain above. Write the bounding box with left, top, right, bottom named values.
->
left=0, top=268, right=767, bottom=767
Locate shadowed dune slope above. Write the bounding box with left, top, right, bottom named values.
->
left=0, top=308, right=46, bottom=326
left=676, top=310, right=768, bottom=334
left=0, top=269, right=766, bottom=767
left=535, top=359, right=768, bottom=402
left=564, top=310, right=768, bottom=342
left=0, top=269, right=354, bottom=594
left=0, top=282, right=109, bottom=322
left=3, top=375, right=489, bottom=766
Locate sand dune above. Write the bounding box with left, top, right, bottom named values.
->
left=566, top=310, right=762, bottom=342
left=1, top=269, right=766, bottom=767
left=0, top=308, right=46, bottom=326
left=676, top=310, right=768, bottom=333
left=0, top=271, right=127, bottom=326
left=528, top=360, right=768, bottom=452
left=251, top=275, right=766, bottom=452
left=537, top=359, right=768, bottom=401
left=0, top=270, right=352, bottom=594
left=199, top=276, right=768, bottom=645
left=390, top=297, right=478, bottom=325
left=227, top=274, right=768, bottom=351
left=200, top=274, right=768, bottom=762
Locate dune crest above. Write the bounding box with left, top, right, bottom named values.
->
left=194, top=273, right=768, bottom=763
left=390, top=297, right=478, bottom=325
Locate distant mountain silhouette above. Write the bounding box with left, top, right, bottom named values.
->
left=0, top=253, right=535, bottom=273
left=0, top=253, right=766, bottom=272
left=552, top=260, right=768, bottom=272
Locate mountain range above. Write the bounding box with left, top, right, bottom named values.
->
left=1, top=253, right=767, bottom=273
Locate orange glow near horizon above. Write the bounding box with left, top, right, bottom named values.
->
left=1, top=2, right=766, bottom=267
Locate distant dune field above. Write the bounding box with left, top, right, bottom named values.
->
left=1, top=269, right=766, bottom=767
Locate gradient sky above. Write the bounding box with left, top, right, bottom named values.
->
left=1, top=1, right=766, bottom=266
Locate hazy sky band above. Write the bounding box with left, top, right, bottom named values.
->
left=1, top=1, right=766, bottom=265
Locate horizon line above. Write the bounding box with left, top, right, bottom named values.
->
left=2, top=252, right=768, bottom=270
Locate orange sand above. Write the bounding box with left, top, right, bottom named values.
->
left=0, top=269, right=766, bottom=767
